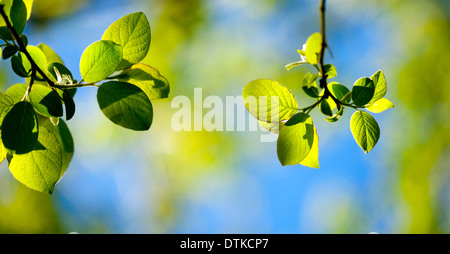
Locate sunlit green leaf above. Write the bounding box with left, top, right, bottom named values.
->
left=301, top=73, right=320, bottom=98
left=368, top=70, right=387, bottom=105
left=305, top=32, right=322, bottom=65
left=9, top=126, right=62, bottom=194
left=258, top=120, right=283, bottom=134
left=19, top=45, right=48, bottom=80
left=243, top=79, right=298, bottom=123
left=97, top=81, right=153, bottom=131
left=350, top=110, right=380, bottom=153
left=40, top=117, right=73, bottom=178
left=299, top=125, right=319, bottom=168
left=102, top=12, right=151, bottom=70
left=285, top=60, right=306, bottom=71
left=323, top=64, right=337, bottom=78
left=116, top=63, right=170, bottom=100
left=10, top=55, right=29, bottom=77
left=28, top=84, right=63, bottom=118
left=37, top=43, right=63, bottom=64
left=79, top=40, right=123, bottom=83
left=352, top=77, right=375, bottom=106
left=5, top=83, right=27, bottom=103
left=1, top=101, right=38, bottom=154
left=277, top=113, right=315, bottom=166
left=366, top=98, right=394, bottom=113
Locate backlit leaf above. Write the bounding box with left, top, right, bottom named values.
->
left=243, top=79, right=298, bottom=123
left=366, top=98, right=394, bottom=113
left=9, top=126, right=62, bottom=194
left=102, top=12, right=151, bottom=70
left=79, top=40, right=123, bottom=83
left=277, top=113, right=315, bottom=166
left=352, top=77, right=375, bottom=106
left=350, top=110, right=380, bottom=153
left=97, top=81, right=153, bottom=131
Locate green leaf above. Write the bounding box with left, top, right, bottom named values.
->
left=116, top=63, right=170, bottom=100
left=10, top=55, right=29, bottom=77
left=328, top=82, right=351, bottom=103
left=299, top=125, right=319, bottom=168
left=323, top=64, right=337, bottom=78
left=352, top=77, right=375, bottom=107
left=350, top=110, right=380, bottom=153
left=366, top=98, right=394, bottom=113
left=0, top=0, right=27, bottom=40
left=319, top=98, right=333, bottom=116
left=40, top=117, right=74, bottom=178
left=324, top=106, right=344, bottom=123
left=1, top=101, right=38, bottom=154
left=301, top=73, right=320, bottom=98
left=5, top=83, right=27, bottom=103
left=304, top=32, right=322, bottom=65
left=79, top=40, right=123, bottom=83
left=28, top=84, right=63, bottom=117
left=37, top=43, right=63, bottom=64
left=19, top=45, right=48, bottom=80
left=9, top=126, right=62, bottom=194
left=0, top=91, right=14, bottom=125
left=97, top=81, right=153, bottom=131
left=368, top=70, right=387, bottom=105
left=102, top=12, right=151, bottom=70
left=277, top=113, right=315, bottom=166
left=47, top=62, right=73, bottom=83
left=258, top=120, right=283, bottom=134
left=2, top=45, right=18, bottom=59
left=62, top=90, right=75, bottom=120
left=243, top=79, right=298, bottom=123
left=285, top=60, right=306, bottom=71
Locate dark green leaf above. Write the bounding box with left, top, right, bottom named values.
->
left=47, top=62, right=73, bottom=83
left=11, top=55, right=29, bottom=77
left=328, top=82, right=351, bottom=103
left=62, top=90, right=75, bottom=120
left=352, top=77, right=375, bottom=106
left=0, top=0, right=27, bottom=40
left=2, top=45, right=18, bottom=59
left=319, top=98, right=333, bottom=116
left=28, top=84, right=63, bottom=117
left=97, top=81, right=153, bottom=131
left=1, top=101, right=38, bottom=154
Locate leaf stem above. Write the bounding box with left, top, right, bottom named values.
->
left=0, top=4, right=55, bottom=88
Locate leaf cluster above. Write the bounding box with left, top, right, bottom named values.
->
left=0, top=0, right=169, bottom=193
left=243, top=33, right=394, bottom=167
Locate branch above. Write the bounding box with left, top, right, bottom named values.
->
left=318, top=0, right=341, bottom=110
left=0, top=4, right=55, bottom=87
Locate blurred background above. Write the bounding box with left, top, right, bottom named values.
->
left=0, top=0, right=448, bottom=233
